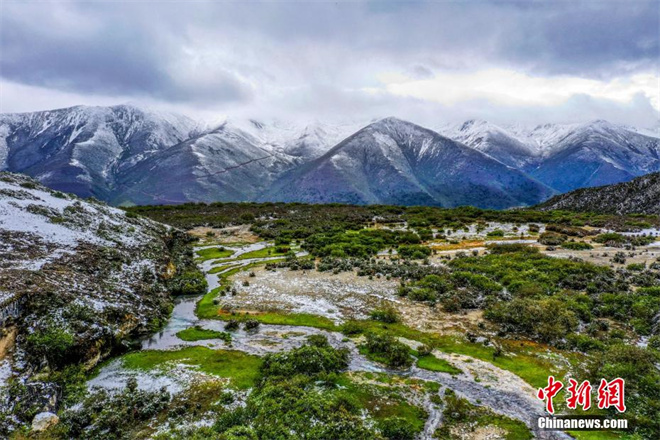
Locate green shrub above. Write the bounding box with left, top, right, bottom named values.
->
left=561, top=241, right=593, bottom=250
left=369, top=307, right=400, bottom=324
left=627, top=263, right=646, bottom=272
left=485, top=298, right=578, bottom=344
left=25, top=324, right=75, bottom=367
left=648, top=335, right=660, bottom=351
left=243, top=319, right=260, bottom=330
left=341, top=320, right=364, bottom=335
left=488, top=243, right=539, bottom=254
left=566, top=333, right=605, bottom=352
left=59, top=380, right=170, bottom=438
left=486, top=229, right=505, bottom=237
left=594, top=232, right=624, bottom=243
left=225, top=320, right=240, bottom=331
left=170, top=270, right=208, bottom=296
left=538, top=232, right=566, bottom=245
left=363, top=333, right=413, bottom=368
left=397, top=245, right=431, bottom=259
left=379, top=417, right=416, bottom=440
left=260, top=339, right=349, bottom=378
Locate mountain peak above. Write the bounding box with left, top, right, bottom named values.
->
left=372, top=116, right=412, bottom=127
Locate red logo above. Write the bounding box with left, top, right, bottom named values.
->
left=597, top=378, right=626, bottom=413
left=537, top=376, right=563, bottom=414
left=567, top=379, right=592, bottom=411
left=537, top=377, right=625, bottom=414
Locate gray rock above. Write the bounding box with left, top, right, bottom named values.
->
left=31, top=412, right=59, bottom=431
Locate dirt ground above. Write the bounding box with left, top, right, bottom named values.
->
left=188, top=224, right=260, bottom=244
left=546, top=243, right=660, bottom=268
left=227, top=265, right=486, bottom=332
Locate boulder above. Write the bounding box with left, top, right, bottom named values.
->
left=31, top=412, right=59, bottom=432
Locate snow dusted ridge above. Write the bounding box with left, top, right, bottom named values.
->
left=0, top=174, right=165, bottom=272
left=262, top=117, right=554, bottom=209
left=440, top=119, right=660, bottom=193
left=1, top=103, right=659, bottom=207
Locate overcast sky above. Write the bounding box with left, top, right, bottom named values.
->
left=1, top=0, right=658, bottom=128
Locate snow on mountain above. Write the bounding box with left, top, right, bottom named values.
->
left=0, top=172, right=168, bottom=272
left=0, top=105, right=200, bottom=199
left=263, top=117, right=554, bottom=208
left=0, top=172, right=201, bottom=428
left=1, top=104, right=658, bottom=207
left=441, top=119, right=543, bottom=168
left=440, top=119, right=660, bottom=193
left=213, top=118, right=361, bottom=159
left=111, top=120, right=302, bottom=205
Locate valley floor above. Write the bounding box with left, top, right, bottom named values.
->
left=84, top=221, right=660, bottom=439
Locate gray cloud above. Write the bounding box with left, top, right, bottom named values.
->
left=0, top=2, right=251, bottom=104
left=0, top=0, right=657, bottom=126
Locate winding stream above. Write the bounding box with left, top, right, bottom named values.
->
left=89, top=243, right=571, bottom=440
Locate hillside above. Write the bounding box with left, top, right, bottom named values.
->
left=538, top=171, right=660, bottom=215
left=0, top=172, right=203, bottom=431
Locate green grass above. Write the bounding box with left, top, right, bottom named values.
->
left=235, top=246, right=291, bottom=260
left=344, top=320, right=561, bottom=388
left=195, top=258, right=286, bottom=319
left=217, top=311, right=337, bottom=330
left=176, top=326, right=231, bottom=343
left=194, top=246, right=234, bottom=261
left=358, top=345, right=391, bottom=366
left=336, top=374, right=428, bottom=433
left=121, top=347, right=261, bottom=389
left=415, top=353, right=462, bottom=375
left=208, top=263, right=242, bottom=274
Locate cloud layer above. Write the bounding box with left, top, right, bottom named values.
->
left=1, top=0, right=658, bottom=127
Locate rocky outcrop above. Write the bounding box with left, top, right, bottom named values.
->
left=0, top=172, right=203, bottom=432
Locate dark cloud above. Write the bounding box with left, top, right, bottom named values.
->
left=505, top=1, right=659, bottom=78
left=0, top=3, right=251, bottom=104
left=0, top=0, right=657, bottom=125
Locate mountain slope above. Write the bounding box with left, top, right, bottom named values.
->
left=443, top=120, right=660, bottom=193
left=537, top=171, right=660, bottom=215
left=443, top=119, right=542, bottom=168
left=0, top=105, right=200, bottom=200
left=112, top=121, right=301, bottom=205
left=0, top=172, right=201, bottom=427
left=2, top=105, right=657, bottom=208
left=262, top=118, right=554, bottom=208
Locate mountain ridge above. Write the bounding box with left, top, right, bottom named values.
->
left=261, top=117, right=554, bottom=208
left=537, top=171, right=660, bottom=215
left=2, top=104, right=658, bottom=208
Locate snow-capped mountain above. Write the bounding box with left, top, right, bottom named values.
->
left=111, top=120, right=302, bottom=205
left=262, top=118, right=554, bottom=208
left=441, top=119, right=660, bottom=193
left=0, top=105, right=200, bottom=199
left=442, top=119, right=543, bottom=168
left=1, top=104, right=658, bottom=208
left=0, top=105, right=364, bottom=205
